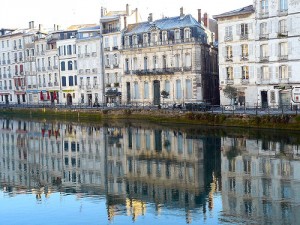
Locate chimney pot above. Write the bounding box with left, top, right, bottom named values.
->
left=135, top=8, right=139, bottom=23
left=198, top=9, right=202, bottom=24
left=148, top=13, right=153, bottom=22
left=180, top=7, right=184, bottom=17
left=126, top=4, right=130, bottom=16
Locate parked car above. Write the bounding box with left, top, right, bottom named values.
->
left=185, top=102, right=211, bottom=111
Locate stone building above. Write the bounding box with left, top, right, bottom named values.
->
left=100, top=4, right=140, bottom=106
left=215, top=1, right=300, bottom=108
left=77, top=25, right=103, bottom=106
left=121, top=8, right=219, bottom=106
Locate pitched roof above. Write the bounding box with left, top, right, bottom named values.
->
left=213, top=5, right=254, bottom=19
left=125, top=14, right=202, bottom=35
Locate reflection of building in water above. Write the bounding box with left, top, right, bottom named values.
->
left=221, top=137, right=300, bottom=224
left=0, top=119, right=221, bottom=222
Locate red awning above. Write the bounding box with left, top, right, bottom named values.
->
left=53, top=91, right=57, bottom=100
left=47, top=91, right=50, bottom=100
left=40, top=91, right=44, bottom=100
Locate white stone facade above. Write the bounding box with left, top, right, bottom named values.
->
left=215, top=1, right=300, bottom=108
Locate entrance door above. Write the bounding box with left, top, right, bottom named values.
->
left=126, top=82, right=131, bottom=104
left=261, top=91, right=268, bottom=108
left=279, top=91, right=291, bottom=108
left=67, top=94, right=72, bottom=105
left=88, top=94, right=92, bottom=106
left=153, top=80, right=160, bottom=105
left=17, top=95, right=20, bottom=104
left=5, top=95, right=9, bottom=104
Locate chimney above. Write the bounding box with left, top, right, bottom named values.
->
left=204, top=12, right=209, bottom=28
left=29, top=21, right=34, bottom=29
left=198, top=9, right=201, bottom=24
left=39, top=24, right=43, bottom=31
left=54, top=24, right=56, bottom=31
left=135, top=8, right=139, bottom=23
left=101, top=7, right=104, bottom=17
left=57, top=25, right=60, bottom=30
left=148, top=13, right=153, bottom=22
left=124, top=17, right=127, bottom=28
left=126, top=4, right=130, bottom=16
left=180, top=7, right=184, bottom=17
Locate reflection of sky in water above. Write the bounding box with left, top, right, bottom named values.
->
left=0, top=191, right=223, bottom=225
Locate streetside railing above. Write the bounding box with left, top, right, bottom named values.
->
left=0, top=103, right=299, bottom=116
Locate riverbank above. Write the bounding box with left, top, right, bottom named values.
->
left=1, top=107, right=300, bottom=131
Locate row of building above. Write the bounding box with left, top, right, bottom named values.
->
left=1, top=0, right=300, bottom=108
left=0, top=4, right=219, bottom=106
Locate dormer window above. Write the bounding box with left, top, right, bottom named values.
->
left=125, top=36, right=130, bottom=47
left=143, top=34, right=148, bottom=46
left=184, top=28, right=191, bottom=39
left=162, top=31, right=168, bottom=43
left=175, top=29, right=181, bottom=40
left=132, top=35, right=138, bottom=45
left=151, top=32, right=158, bottom=43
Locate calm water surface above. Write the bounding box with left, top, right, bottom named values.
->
left=0, top=119, right=299, bottom=224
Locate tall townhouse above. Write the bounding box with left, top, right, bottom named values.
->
left=121, top=8, right=219, bottom=106
left=100, top=4, right=139, bottom=106
left=56, top=28, right=79, bottom=105
left=0, top=29, right=19, bottom=104
left=214, top=6, right=255, bottom=107
left=215, top=1, right=300, bottom=108
left=77, top=25, right=103, bottom=106
left=34, top=26, right=60, bottom=104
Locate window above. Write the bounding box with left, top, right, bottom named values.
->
left=184, top=28, right=190, bottom=39
left=175, top=54, right=180, bottom=68
left=144, top=82, right=149, bottom=99
left=125, top=59, right=129, bottom=72
left=279, top=20, right=287, bottom=34
left=175, top=29, right=180, bottom=40
left=186, top=79, right=192, bottom=99
left=226, top=67, right=233, bottom=80
left=279, top=65, right=288, bottom=79
left=162, top=31, right=168, bottom=42
left=62, top=76, right=66, bottom=86
left=153, top=56, right=158, bottom=69
left=185, top=53, right=191, bottom=67
left=69, top=76, right=74, bottom=86
left=113, top=36, right=118, bottom=47
left=225, top=26, right=233, bottom=38
left=68, top=61, right=73, bottom=70
left=260, top=22, right=267, bottom=35
left=226, top=46, right=233, bottom=59
left=61, top=61, right=65, bottom=71
left=133, top=57, right=137, bottom=70
left=165, top=80, right=170, bottom=96
left=162, top=55, right=167, bottom=69
left=280, top=0, right=288, bottom=11
left=114, top=54, right=118, bottom=65
left=143, top=34, right=148, bottom=45
left=105, top=55, right=110, bottom=66
left=125, top=36, right=129, bottom=47
left=260, top=44, right=269, bottom=58
left=240, top=23, right=248, bottom=36
left=144, top=57, right=148, bottom=70
left=242, top=66, right=249, bottom=80
left=151, top=32, right=158, bottom=43
left=176, top=79, right=182, bottom=99
left=261, top=0, right=269, bottom=14
left=241, top=44, right=248, bottom=57
left=134, top=82, right=139, bottom=99
left=279, top=42, right=288, bottom=57
left=104, top=37, right=109, bottom=48
left=261, top=66, right=269, bottom=80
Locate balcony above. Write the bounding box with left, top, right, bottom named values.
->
left=241, top=79, right=249, bottom=85
left=85, top=69, right=91, bottom=74
left=133, top=68, right=176, bottom=76
left=54, top=82, right=59, bottom=86
left=240, top=55, right=249, bottom=61
left=86, top=85, right=92, bottom=90
left=259, top=56, right=269, bottom=62
left=48, top=82, right=53, bottom=87
left=225, top=56, right=233, bottom=62
left=113, top=64, right=119, bottom=68
left=14, top=58, right=18, bottom=63
left=224, top=35, right=233, bottom=42
left=259, top=12, right=269, bottom=18
left=240, top=34, right=248, bottom=40
left=48, top=66, right=53, bottom=71
left=102, top=27, right=120, bottom=34
left=278, top=31, right=288, bottom=38
left=14, top=72, right=18, bottom=76
left=2, top=60, right=6, bottom=65
left=112, top=46, right=118, bottom=50
left=278, top=55, right=288, bottom=61
left=183, top=66, right=192, bottom=71
left=278, top=9, right=288, bottom=17
left=259, top=33, right=269, bottom=40
left=105, top=64, right=111, bottom=69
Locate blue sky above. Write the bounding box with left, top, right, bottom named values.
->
left=1, top=0, right=253, bottom=29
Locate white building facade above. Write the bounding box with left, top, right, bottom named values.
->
left=215, top=1, right=300, bottom=108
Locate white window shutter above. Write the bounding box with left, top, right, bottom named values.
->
left=276, top=67, right=279, bottom=79
left=223, top=46, right=226, bottom=58
left=248, top=23, right=253, bottom=33
left=249, top=66, right=254, bottom=79
left=257, top=68, right=261, bottom=79
left=289, top=66, right=292, bottom=78
left=222, top=67, right=226, bottom=80
left=274, top=21, right=278, bottom=34
left=269, top=67, right=273, bottom=80
left=288, top=42, right=293, bottom=55
left=236, top=24, right=241, bottom=35
left=274, top=43, right=278, bottom=56
left=288, top=18, right=292, bottom=33
left=248, top=44, right=253, bottom=56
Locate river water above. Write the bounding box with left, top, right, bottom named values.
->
left=0, top=118, right=299, bottom=225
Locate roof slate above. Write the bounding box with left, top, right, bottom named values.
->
left=125, top=14, right=203, bottom=35
left=213, top=5, right=254, bottom=19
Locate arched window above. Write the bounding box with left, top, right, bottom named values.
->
left=176, top=79, right=182, bottom=99
left=144, top=57, right=148, bottom=71
left=184, top=28, right=190, bottom=39
left=61, top=61, right=65, bottom=71
left=68, top=61, right=73, bottom=70
left=162, top=55, right=167, bottom=69
left=186, top=79, right=192, bottom=99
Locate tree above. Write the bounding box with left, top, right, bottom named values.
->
left=161, top=90, right=169, bottom=106
left=223, top=85, right=237, bottom=105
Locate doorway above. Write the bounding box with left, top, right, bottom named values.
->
left=261, top=91, right=268, bottom=108
left=153, top=80, right=160, bottom=105
left=126, top=82, right=131, bottom=104
left=67, top=94, right=72, bottom=105
left=17, top=95, right=20, bottom=104
left=5, top=95, right=9, bottom=104
left=88, top=94, right=92, bottom=106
